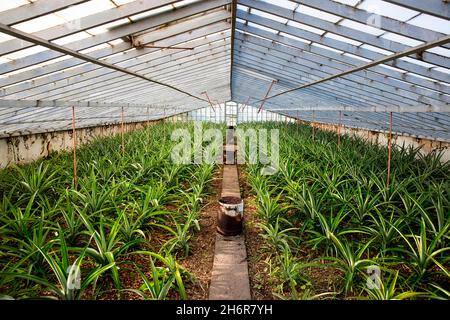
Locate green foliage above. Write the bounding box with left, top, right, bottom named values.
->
left=129, top=251, right=187, bottom=300
left=0, top=122, right=220, bottom=300
left=243, top=122, right=449, bottom=300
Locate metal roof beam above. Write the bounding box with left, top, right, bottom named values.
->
left=237, top=1, right=449, bottom=68
left=70, top=60, right=230, bottom=102
left=235, top=37, right=448, bottom=104
left=0, top=0, right=179, bottom=56
left=0, top=99, right=198, bottom=109
left=4, top=35, right=231, bottom=99
left=238, top=37, right=449, bottom=103
left=0, top=0, right=231, bottom=75
left=55, top=57, right=230, bottom=101
left=0, top=0, right=89, bottom=26
left=0, top=105, right=205, bottom=138
left=133, top=9, right=229, bottom=45
left=74, top=61, right=231, bottom=103
left=292, top=0, right=450, bottom=48
left=233, top=69, right=372, bottom=107
left=230, top=0, right=238, bottom=98
left=236, top=12, right=450, bottom=83
left=276, top=109, right=446, bottom=135
left=233, top=69, right=376, bottom=109
left=0, top=23, right=208, bottom=103
left=35, top=50, right=231, bottom=101
left=234, top=55, right=403, bottom=108
left=236, top=24, right=449, bottom=95
left=263, top=105, right=450, bottom=113
left=0, top=22, right=230, bottom=88
left=382, top=0, right=449, bottom=20
left=2, top=30, right=230, bottom=97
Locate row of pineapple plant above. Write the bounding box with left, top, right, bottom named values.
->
left=0, top=121, right=223, bottom=300
left=242, top=121, right=449, bottom=300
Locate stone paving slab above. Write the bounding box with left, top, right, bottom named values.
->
left=208, top=234, right=251, bottom=300
left=209, top=159, right=251, bottom=300
left=221, top=165, right=240, bottom=198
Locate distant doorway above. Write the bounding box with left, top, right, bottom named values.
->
left=225, top=101, right=238, bottom=126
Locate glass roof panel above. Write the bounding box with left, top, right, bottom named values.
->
left=280, top=32, right=312, bottom=44
left=112, top=0, right=137, bottom=5
left=2, top=45, right=47, bottom=60
left=324, top=33, right=362, bottom=46
left=87, top=18, right=130, bottom=35
left=55, top=0, right=115, bottom=21
left=52, top=32, right=92, bottom=46
left=0, top=33, right=14, bottom=44
left=129, top=4, right=174, bottom=21
left=338, top=19, right=385, bottom=36
left=407, top=14, right=450, bottom=34
left=0, top=0, right=29, bottom=13
left=380, top=32, right=423, bottom=47
left=237, top=4, right=248, bottom=11
left=173, top=0, right=203, bottom=8
left=287, top=20, right=325, bottom=35
left=252, top=9, right=289, bottom=24
left=331, top=0, right=360, bottom=6
left=360, top=44, right=393, bottom=55
left=311, top=43, right=344, bottom=54
left=296, top=4, right=341, bottom=23
left=260, top=0, right=297, bottom=10
left=12, top=14, right=67, bottom=33
left=379, top=63, right=406, bottom=73
left=248, top=22, right=277, bottom=34
left=434, top=67, right=450, bottom=75
left=357, top=0, right=419, bottom=21
left=400, top=57, right=436, bottom=68
left=426, top=47, right=450, bottom=58
left=343, top=52, right=371, bottom=62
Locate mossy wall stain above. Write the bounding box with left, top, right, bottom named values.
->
left=0, top=120, right=162, bottom=168
left=313, top=122, right=450, bottom=162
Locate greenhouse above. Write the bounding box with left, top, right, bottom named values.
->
left=0, top=0, right=449, bottom=304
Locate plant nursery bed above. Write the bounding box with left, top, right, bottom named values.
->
left=179, top=169, right=223, bottom=300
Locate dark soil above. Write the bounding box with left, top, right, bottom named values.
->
left=239, top=166, right=277, bottom=300
left=178, top=168, right=223, bottom=300
left=219, top=196, right=242, bottom=204
left=238, top=165, right=344, bottom=300
left=94, top=168, right=223, bottom=300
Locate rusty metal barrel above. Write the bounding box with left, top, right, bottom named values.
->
left=217, top=196, right=244, bottom=236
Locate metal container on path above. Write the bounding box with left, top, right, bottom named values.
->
left=217, top=196, right=244, bottom=236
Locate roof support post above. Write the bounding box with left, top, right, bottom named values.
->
left=312, top=110, right=315, bottom=141
left=338, top=111, right=342, bottom=147
left=387, top=112, right=393, bottom=188
left=203, top=91, right=216, bottom=112
left=258, top=80, right=277, bottom=113
left=241, top=96, right=251, bottom=111
left=121, top=107, right=125, bottom=156
left=71, top=106, right=78, bottom=189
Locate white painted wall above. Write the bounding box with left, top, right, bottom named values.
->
left=0, top=120, right=159, bottom=168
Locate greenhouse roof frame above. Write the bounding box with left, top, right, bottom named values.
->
left=0, top=0, right=448, bottom=141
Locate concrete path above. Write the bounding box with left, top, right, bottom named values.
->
left=209, top=233, right=251, bottom=300
left=208, top=132, right=251, bottom=300
left=221, top=165, right=241, bottom=198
